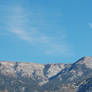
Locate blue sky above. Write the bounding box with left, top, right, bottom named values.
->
left=0, top=0, right=92, bottom=64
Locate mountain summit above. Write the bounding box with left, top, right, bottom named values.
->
left=0, top=56, right=92, bottom=92
left=75, top=56, right=92, bottom=69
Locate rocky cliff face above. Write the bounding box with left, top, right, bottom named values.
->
left=0, top=56, right=92, bottom=92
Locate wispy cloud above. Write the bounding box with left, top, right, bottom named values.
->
left=1, top=4, right=73, bottom=57
left=88, top=23, right=92, bottom=28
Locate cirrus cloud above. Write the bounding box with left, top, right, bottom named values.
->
left=0, top=3, right=73, bottom=57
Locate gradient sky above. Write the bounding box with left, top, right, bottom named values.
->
left=0, top=0, right=92, bottom=64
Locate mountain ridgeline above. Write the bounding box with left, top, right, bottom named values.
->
left=0, top=56, right=92, bottom=92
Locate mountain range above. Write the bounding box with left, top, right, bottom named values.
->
left=0, top=56, right=92, bottom=92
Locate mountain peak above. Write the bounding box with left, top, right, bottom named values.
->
left=76, top=56, right=92, bottom=69
left=0, top=57, right=92, bottom=92
left=82, top=56, right=92, bottom=59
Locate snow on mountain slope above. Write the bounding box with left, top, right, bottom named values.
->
left=75, top=56, right=92, bottom=69
left=0, top=61, right=66, bottom=85
left=0, top=56, right=92, bottom=92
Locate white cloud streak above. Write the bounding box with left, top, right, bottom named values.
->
left=1, top=4, right=73, bottom=57
left=88, top=23, right=92, bottom=28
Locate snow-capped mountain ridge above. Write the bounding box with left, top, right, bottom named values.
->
left=0, top=60, right=67, bottom=85
left=0, top=56, right=92, bottom=92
